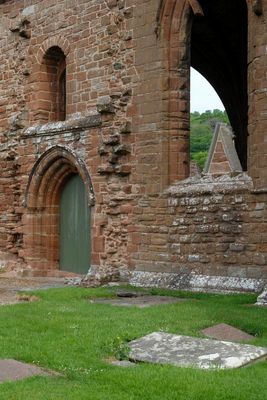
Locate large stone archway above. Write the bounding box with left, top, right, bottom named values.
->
left=24, top=146, right=95, bottom=273
left=158, top=0, right=248, bottom=183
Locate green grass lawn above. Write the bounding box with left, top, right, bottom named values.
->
left=0, top=286, right=266, bottom=399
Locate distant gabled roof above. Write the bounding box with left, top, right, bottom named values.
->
left=203, top=123, right=242, bottom=174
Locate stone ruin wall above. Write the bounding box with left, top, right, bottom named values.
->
left=130, top=175, right=267, bottom=292
left=0, top=0, right=136, bottom=276
left=0, top=0, right=266, bottom=292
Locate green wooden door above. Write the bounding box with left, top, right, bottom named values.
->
left=59, top=174, right=90, bottom=274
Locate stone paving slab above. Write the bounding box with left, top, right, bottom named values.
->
left=0, top=277, right=66, bottom=306
left=129, top=332, right=267, bottom=369
left=201, top=323, right=254, bottom=342
left=0, top=289, right=20, bottom=306
left=0, top=274, right=66, bottom=290
left=92, top=295, right=186, bottom=308
left=0, top=359, right=55, bottom=383
left=0, top=277, right=66, bottom=291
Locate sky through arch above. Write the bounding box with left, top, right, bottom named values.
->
left=190, top=68, right=225, bottom=113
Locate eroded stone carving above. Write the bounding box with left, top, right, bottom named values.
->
left=188, top=0, right=204, bottom=17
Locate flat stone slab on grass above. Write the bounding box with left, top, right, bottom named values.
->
left=0, top=277, right=67, bottom=306
left=129, top=332, right=267, bottom=369
left=0, top=359, right=55, bottom=383
left=201, top=323, right=254, bottom=342
left=0, top=290, right=20, bottom=306
left=93, top=295, right=186, bottom=308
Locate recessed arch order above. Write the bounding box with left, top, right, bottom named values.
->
left=24, top=146, right=94, bottom=273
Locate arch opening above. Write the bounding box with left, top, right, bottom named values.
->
left=160, top=0, right=248, bottom=183
left=190, top=68, right=230, bottom=173
left=190, top=0, right=248, bottom=170
left=24, top=147, right=94, bottom=273
left=33, top=46, right=66, bottom=124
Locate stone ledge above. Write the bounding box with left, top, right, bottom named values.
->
left=166, top=173, right=253, bottom=197
left=22, top=114, right=101, bottom=138
left=130, top=271, right=266, bottom=293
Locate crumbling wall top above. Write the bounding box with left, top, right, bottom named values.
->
left=166, top=173, right=253, bottom=197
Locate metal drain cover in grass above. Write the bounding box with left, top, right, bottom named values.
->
left=0, top=359, right=55, bottom=383
left=129, top=332, right=267, bottom=369
left=93, top=295, right=186, bottom=308
left=201, top=323, right=254, bottom=342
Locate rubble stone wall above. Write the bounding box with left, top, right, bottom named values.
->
left=130, top=174, right=267, bottom=292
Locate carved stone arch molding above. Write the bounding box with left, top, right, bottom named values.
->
left=157, top=0, right=255, bottom=36
left=25, top=145, right=95, bottom=208
left=36, top=35, right=70, bottom=65
left=24, top=146, right=95, bottom=272
left=157, top=0, right=193, bottom=184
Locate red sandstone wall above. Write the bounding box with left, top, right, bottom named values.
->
left=0, top=0, right=137, bottom=273
left=247, top=1, right=267, bottom=189
left=0, top=0, right=266, bottom=291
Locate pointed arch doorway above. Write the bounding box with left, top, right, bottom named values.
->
left=60, top=174, right=90, bottom=274
left=25, top=146, right=94, bottom=275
